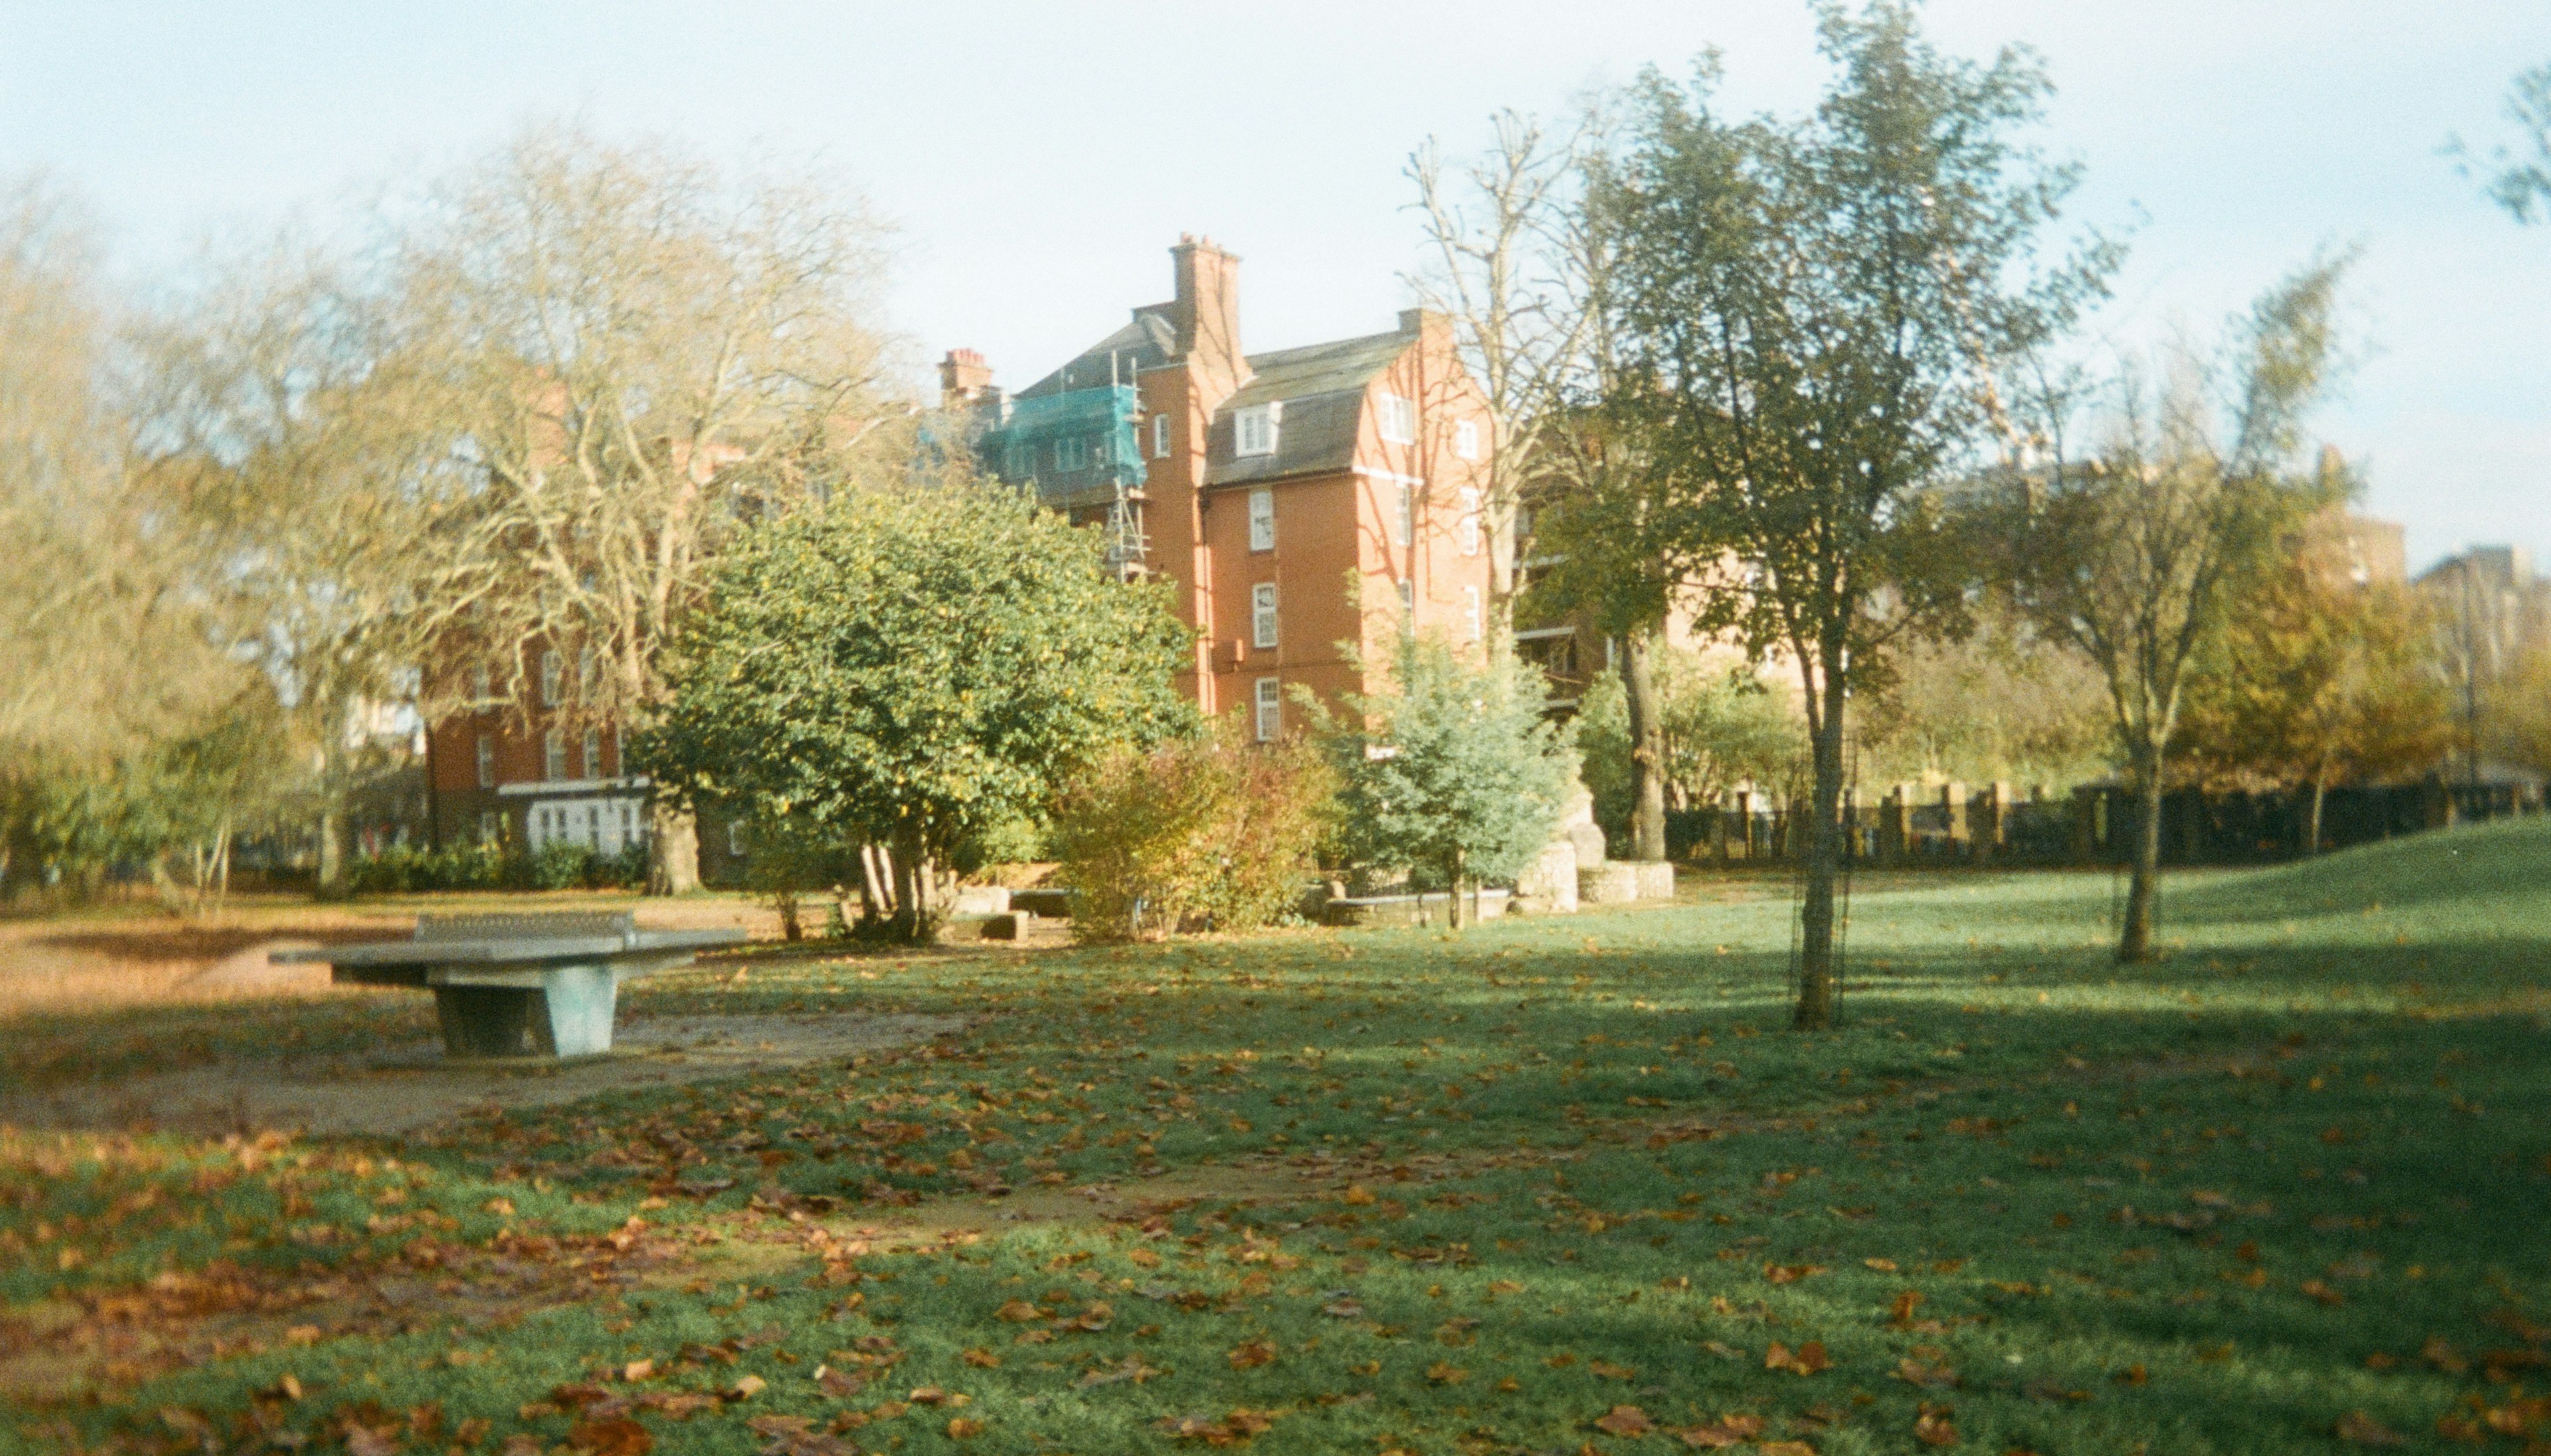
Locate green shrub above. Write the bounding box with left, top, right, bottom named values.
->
left=1050, top=729, right=1333, bottom=943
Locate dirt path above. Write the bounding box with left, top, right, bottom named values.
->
left=0, top=896, right=784, bottom=1017
left=0, top=1012, right=965, bottom=1139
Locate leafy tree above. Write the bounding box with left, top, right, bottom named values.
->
left=1854, top=608, right=2112, bottom=791
left=1327, top=634, right=1574, bottom=929
left=2004, top=259, right=2349, bottom=961
left=2489, top=641, right=2551, bottom=780
left=640, top=483, right=1192, bottom=940
left=1588, top=5, right=2115, bottom=1024
left=735, top=816, right=860, bottom=943
left=1574, top=650, right=1805, bottom=841
left=2178, top=565, right=2454, bottom=852
left=1050, top=726, right=1335, bottom=943
left=2455, top=61, right=2551, bottom=224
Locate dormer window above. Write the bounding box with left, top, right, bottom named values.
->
left=1378, top=393, right=1416, bottom=445
left=1236, top=403, right=1278, bottom=458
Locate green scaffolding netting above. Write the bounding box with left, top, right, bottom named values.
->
left=979, top=385, right=1146, bottom=500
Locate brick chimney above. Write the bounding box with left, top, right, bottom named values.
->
left=1169, top=235, right=1246, bottom=395
left=939, top=348, right=992, bottom=409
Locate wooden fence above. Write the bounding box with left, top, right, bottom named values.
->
left=1663, top=779, right=2545, bottom=868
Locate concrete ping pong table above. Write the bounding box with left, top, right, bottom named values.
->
left=275, top=911, right=745, bottom=1061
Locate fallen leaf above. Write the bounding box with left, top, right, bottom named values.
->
left=946, top=1417, right=985, bottom=1439
left=1229, top=1338, right=1279, bottom=1370
left=567, top=1417, right=653, bottom=1456
left=961, top=1348, right=999, bottom=1368
left=1766, top=1341, right=1830, bottom=1376
left=1595, top=1405, right=1655, bottom=1436
left=996, top=1300, right=1042, bottom=1322
left=1673, top=1413, right=1767, bottom=1448
left=1427, top=1362, right=1469, bottom=1384
left=1913, top=1403, right=1959, bottom=1447
left=1896, top=1358, right=1958, bottom=1389
left=1589, top=1359, right=1638, bottom=1380
left=725, top=1375, right=767, bottom=1401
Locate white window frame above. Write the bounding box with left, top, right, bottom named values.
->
left=470, top=662, right=492, bottom=702
left=1397, top=579, right=1416, bottom=626
left=1463, top=585, right=1483, bottom=644
left=539, top=650, right=562, bottom=707
left=1254, top=676, right=1281, bottom=743
left=475, top=734, right=495, bottom=790
left=1236, top=403, right=1278, bottom=458
left=1251, top=583, right=1279, bottom=650
left=543, top=729, right=567, bottom=781
left=728, top=820, right=747, bottom=857
left=1378, top=393, right=1416, bottom=444
left=577, top=646, right=597, bottom=696
left=1458, top=486, right=1482, bottom=557
left=1151, top=413, right=1170, bottom=459
left=581, top=727, right=603, bottom=779
left=1455, top=418, right=1481, bottom=461
left=1247, top=488, right=1275, bottom=552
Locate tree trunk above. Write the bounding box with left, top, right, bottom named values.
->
left=775, top=890, right=803, bottom=942
left=1446, top=852, right=1467, bottom=931
left=1622, top=628, right=1668, bottom=862
left=890, top=822, right=930, bottom=942
left=316, top=800, right=347, bottom=899
left=858, top=843, right=891, bottom=925
left=2305, top=774, right=2328, bottom=858
left=2119, top=751, right=2164, bottom=962
left=1793, top=689, right=1847, bottom=1032
left=646, top=801, right=700, bottom=895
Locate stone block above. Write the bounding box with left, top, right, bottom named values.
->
left=1629, top=860, right=1675, bottom=899
left=1578, top=861, right=1640, bottom=905
left=1513, top=838, right=1579, bottom=914
left=953, top=885, right=1011, bottom=917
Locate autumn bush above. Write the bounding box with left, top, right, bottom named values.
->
left=1049, top=729, right=1335, bottom=942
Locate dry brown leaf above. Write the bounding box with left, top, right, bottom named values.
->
left=1766, top=1340, right=1830, bottom=1375
left=566, top=1416, right=653, bottom=1456
left=1228, top=1339, right=1279, bottom=1370
left=1913, top=1403, right=1959, bottom=1447
left=1594, top=1405, right=1654, bottom=1436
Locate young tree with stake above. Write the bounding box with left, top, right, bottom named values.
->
left=1592, top=5, right=2115, bottom=1027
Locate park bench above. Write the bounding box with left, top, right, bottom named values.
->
left=274, top=911, right=745, bottom=1061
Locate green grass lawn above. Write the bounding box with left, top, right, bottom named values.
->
left=7, top=820, right=2550, bottom=1455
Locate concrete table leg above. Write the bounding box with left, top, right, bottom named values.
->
left=539, top=965, right=620, bottom=1058
left=430, top=966, right=620, bottom=1059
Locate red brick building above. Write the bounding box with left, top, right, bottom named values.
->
left=950, top=234, right=1499, bottom=738
left=423, top=645, right=654, bottom=860
left=426, top=236, right=1496, bottom=867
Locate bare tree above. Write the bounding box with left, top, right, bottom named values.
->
left=389, top=125, right=899, bottom=891
left=2006, top=256, right=2350, bottom=961
left=134, top=242, right=505, bottom=895
left=1407, top=110, right=1596, bottom=644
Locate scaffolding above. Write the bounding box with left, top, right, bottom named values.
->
left=978, top=382, right=1149, bottom=579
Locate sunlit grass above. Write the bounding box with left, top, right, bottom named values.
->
left=6, top=819, right=2550, bottom=1453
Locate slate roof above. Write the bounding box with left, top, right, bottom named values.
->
left=1204, top=328, right=1411, bottom=488
left=1015, top=307, right=1178, bottom=399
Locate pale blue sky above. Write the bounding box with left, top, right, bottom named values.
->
left=4, top=1, right=2546, bottom=572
